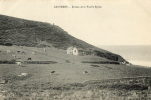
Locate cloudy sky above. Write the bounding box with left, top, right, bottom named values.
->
left=0, top=0, right=151, bottom=46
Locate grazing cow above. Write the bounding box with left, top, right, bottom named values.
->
left=83, top=71, right=88, bottom=74
left=50, top=71, right=55, bottom=75
left=18, top=73, right=28, bottom=77
left=27, top=58, right=32, bottom=61
left=17, top=51, right=21, bottom=53
left=16, top=61, right=22, bottom=66
left=51, top=71, right=55, bottom=73
left=21, top=73, right=28, bottom=76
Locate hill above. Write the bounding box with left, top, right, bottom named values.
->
left=1, top=15, right=151, bottom=100
left=0, top=14, right=127, bottom=63
left=1, top=45, right=151, bottom=99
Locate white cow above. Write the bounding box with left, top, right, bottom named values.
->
left=21, top=73, right=28, bottom=76
left=18, top=73, right=28, bottom=77
left=16, top=61, right=22, bottom=66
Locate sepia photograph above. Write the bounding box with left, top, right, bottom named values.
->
left=0, top=0, right=151, bottom=99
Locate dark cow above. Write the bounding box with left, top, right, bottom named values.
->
left=27, top=58, right=32, bottom=61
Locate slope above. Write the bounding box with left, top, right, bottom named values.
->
left=0, top=14, right=127, bottom=63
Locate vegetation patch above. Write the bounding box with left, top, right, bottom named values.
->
left=23, top=61, right=57, bottom=64
left=91, top=64, right=100, bottom=67
left=0, top=60, right=16, bottom=64
left=82, top=61, right=120, bottom=64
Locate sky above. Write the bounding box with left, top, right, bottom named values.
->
left=0, top=0, right=151, bottom=46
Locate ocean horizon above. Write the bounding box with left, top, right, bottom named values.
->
left=99, top=45, right=151, bottom=67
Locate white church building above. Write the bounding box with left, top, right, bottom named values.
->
left=67, top=46, right=79, bottom=56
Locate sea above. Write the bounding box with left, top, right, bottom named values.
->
left=99, top=45, right=151, bottom=67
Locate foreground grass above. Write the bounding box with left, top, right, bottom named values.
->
left=1, top=88, right=151, bottom=100
left=1, top=63, right=151, bottom=100
left=1, top=76, right=151, bottom=100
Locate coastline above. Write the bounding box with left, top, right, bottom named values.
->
left=99, top=45, right=151, bottom=67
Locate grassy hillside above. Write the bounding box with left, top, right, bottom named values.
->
left=0, top=14, right=127, bottom=63
left=0, top=45, right=151, bottom=99
left=0, top=14, right=93, bottom=49
left=0, top=45, right=150, bottom=84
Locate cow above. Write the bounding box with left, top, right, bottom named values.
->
left=17, top=51, right=21, bottom=53
left=50, top=71, right=55, bottom=75
left=18, top=73, right=28, bottom=77
left=16, top=61, right=22, bottom=66
left=83, top=71, right=88, bottom=74
left=27, top=58, right=32, bottom=61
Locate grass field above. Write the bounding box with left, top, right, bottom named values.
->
left=1, top=46, right=151, bottom=99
